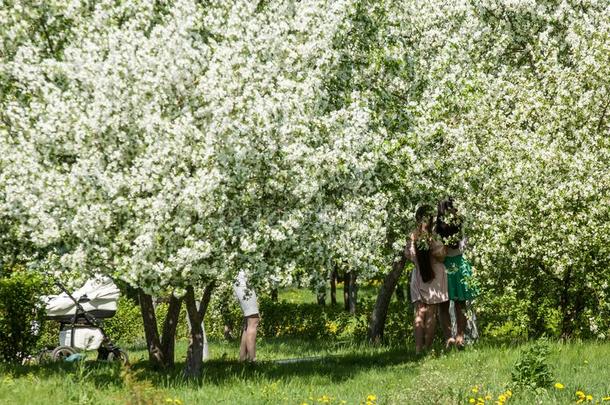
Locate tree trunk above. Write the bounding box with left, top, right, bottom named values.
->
left=343, top=273, right=350, bottom=311
left=271, top=288, right=278, bottom=302
left=347, top=272, right=357, bottom=314
left=317, top=292, right=326, bottom=306
left=138, top=290, right=165, bottom=368
left=317, top=286, right=326, bottom=306
left=160, top=294, right=182, bottom=367
left=368, top=249, right=408, bottom=344
left=330, top=269, right=337, bottom=305
left=184, top=283, right=214, bottom=378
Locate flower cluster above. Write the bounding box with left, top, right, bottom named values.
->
left=468, top=386, right=512, bottom=405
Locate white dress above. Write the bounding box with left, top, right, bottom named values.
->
left=233, top=270, right=259, bottom=317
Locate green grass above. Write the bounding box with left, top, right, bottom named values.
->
left=1, top=338, right=609, bottom=404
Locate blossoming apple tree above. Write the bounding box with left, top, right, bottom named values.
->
left=316, top=0, right=610, bottom=340
left=386, top=0, right=610, bottom=338
left=0, top=0, right=389, bottom=374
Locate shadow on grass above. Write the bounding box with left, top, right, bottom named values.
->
left=183, top=346, right=418, bottom=385
left=1, top=341, right=423, bottom=389
left=119, top=347, right=421, bottom=389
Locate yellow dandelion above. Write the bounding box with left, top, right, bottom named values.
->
left=472, top=387, right=479, bottom=394
left=586, top=395, right=593, bottom=401
left=554, top=382, right=565, bottom=389
left=478, top=397, right=485, bottom=403
left=367, top=394, right=377, bottom=401
left=469, top=398, right=476, bottom=404
left=602, top=396, right=610, bottom=401
left=498, top=394, right=507, bottom=402
left=577, top=391, right=586, bottom=398
left=485, top=394, right=492, bottom=400
left=505, top=390, right=512, bottom=398
left=174, top=400, right=183, bottom=405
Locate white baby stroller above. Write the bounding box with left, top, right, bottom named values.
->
left=38, top=275, right=128, bottom=364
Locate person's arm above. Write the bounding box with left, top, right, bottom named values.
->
left=404, top=232, right=417, bottom=261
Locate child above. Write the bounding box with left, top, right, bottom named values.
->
left=436, top=198, right=478, bottom=348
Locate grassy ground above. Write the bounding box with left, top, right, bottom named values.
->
left=1, top=338, right=609, bottom=405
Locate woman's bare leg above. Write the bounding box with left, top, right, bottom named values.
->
left=414, top=302, right=426, bottom=354
left=424, top=304, right=438, bottom=350
left=244, top=316, right=259, bottom=361
left=438, top=301, right=453, bottom=347
left=455, top=301, right=467, bottom=346
left=239, top=320, right=248, bottom=361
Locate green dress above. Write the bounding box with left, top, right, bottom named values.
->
left=445, top=252, right=477, bottom=301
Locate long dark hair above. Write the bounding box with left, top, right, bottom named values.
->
left=436, top=197, right=462, bottom=248
left=415, top=205, right=434, bottom=283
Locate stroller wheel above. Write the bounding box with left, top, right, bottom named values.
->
left=51, top=346, right=77, bottom=362
left=36, top=349, right=54, bottom=365
left=107, top=349, right=129, bottom=365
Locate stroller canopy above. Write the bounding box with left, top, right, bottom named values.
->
left=45, top=275, right=120, bottom=319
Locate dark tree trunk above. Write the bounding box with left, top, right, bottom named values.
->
left=343, top=273, right=350, bottom=311
left=184, top=287, right=204, bottom=378
left=330, top=269, right=337, bottom=305
left=368, top=249, right=409, bottom=343
left=184, top=283, right=214, bottom=378
left=138, top=290, right=165, bottom=368
left=341, top=271, right=358, bottom=313
left=271, top=288, right=278, bottom=302
left=160, top=294, right=182, bottom=367
left=347, top=272, right=357, bottom=314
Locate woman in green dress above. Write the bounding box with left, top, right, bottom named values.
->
left=436, top=198, right=478, bottom=347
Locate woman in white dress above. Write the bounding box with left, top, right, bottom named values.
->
left=233, top=270, right=260, bottom=362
